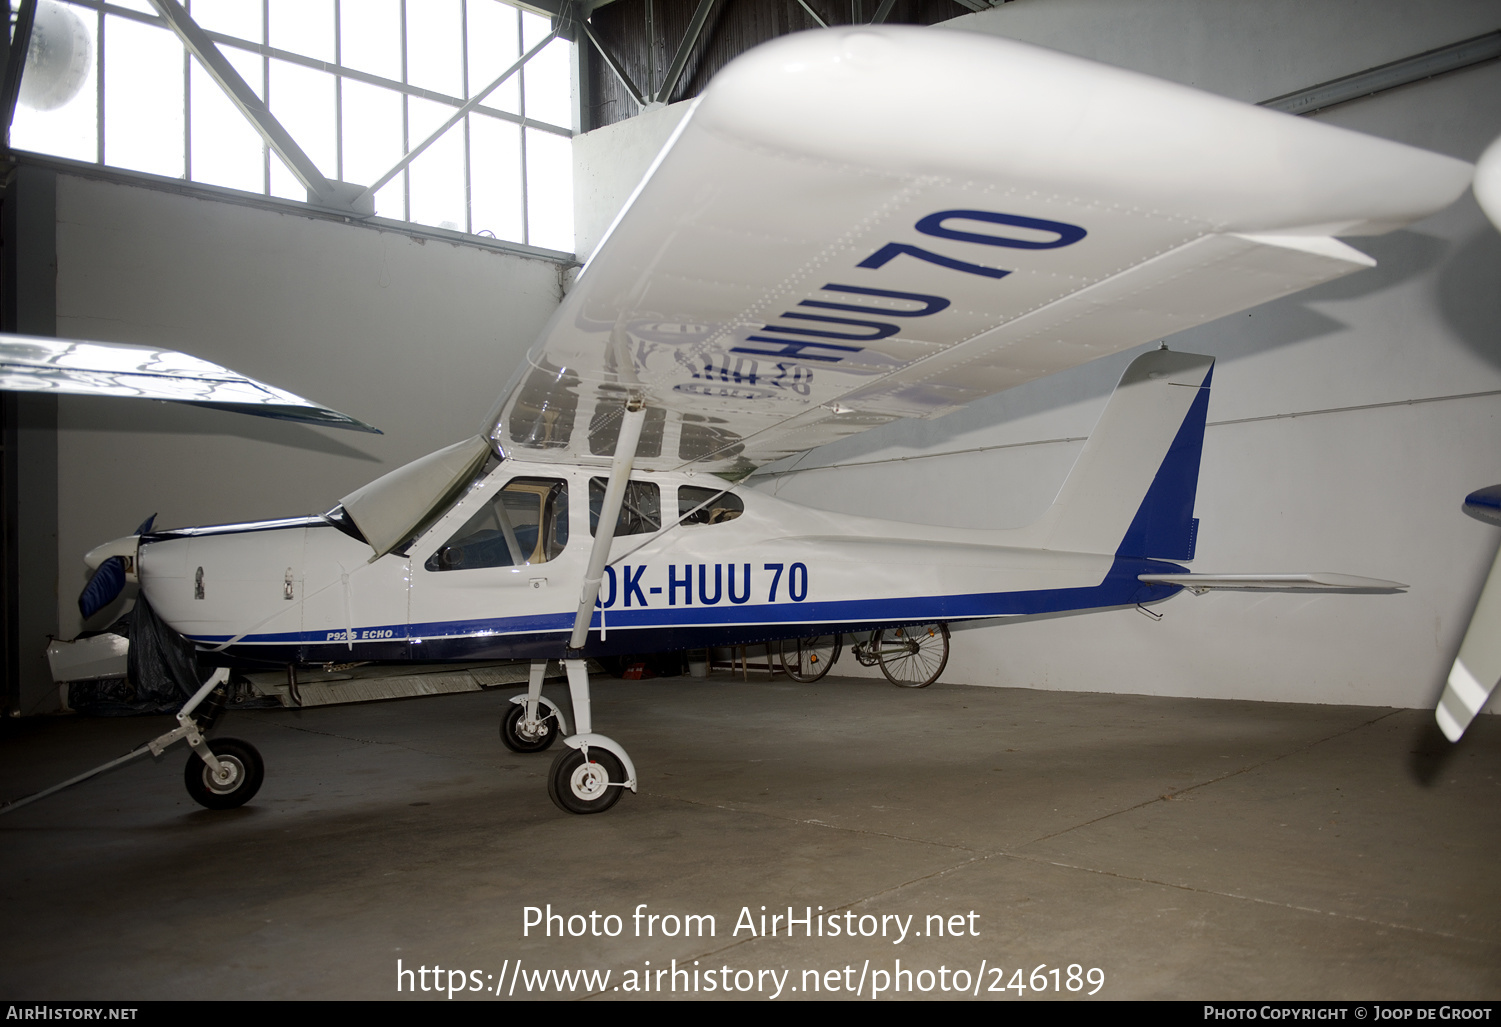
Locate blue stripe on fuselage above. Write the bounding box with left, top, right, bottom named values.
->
left=188, top=556, right=1185, bottom=659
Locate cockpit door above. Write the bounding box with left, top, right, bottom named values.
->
left=407, top=470, right=579, bottom=657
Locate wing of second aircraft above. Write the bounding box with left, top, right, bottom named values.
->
left=0, top=333, right=378, bottom=432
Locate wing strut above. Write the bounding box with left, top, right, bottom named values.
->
left=568, top=398, right=646, bottom=650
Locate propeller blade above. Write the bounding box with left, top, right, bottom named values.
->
left=78, top=556, right=126, bottom=619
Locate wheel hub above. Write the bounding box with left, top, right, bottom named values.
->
left=569, top=759, right=610, bottom=801
left=206, top=756, right=243, bottom=793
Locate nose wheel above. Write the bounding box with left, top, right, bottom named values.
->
left=183, top=737, right=264, bottom=810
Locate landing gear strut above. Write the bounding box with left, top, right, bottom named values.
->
left=0, top=668, right=265, bottom=815
left=501, top=661, right=568, bottom=753
left=547, top=658, right=637, bottom=815
left=548, top=396, right=646, bottom=815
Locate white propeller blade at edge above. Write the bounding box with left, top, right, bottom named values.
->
left=1437, top=545, right=1501, bottom=742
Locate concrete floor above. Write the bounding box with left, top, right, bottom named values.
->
left=1, top=672, right=1498, bottom=1001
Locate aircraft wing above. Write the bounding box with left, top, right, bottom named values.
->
left=0, top=333, right=379, bottom=433
left=488, top=27, right=1471, bottom=477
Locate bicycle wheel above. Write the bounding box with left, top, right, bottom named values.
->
left=873, top=622, right=949, bottom=688
left=779, top=634, right=842, bottom=682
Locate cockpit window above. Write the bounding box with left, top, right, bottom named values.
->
left=679, top=486, right=743, bottom=525
left=589, top=478, right=661, bottom=537
left=425, top=477, right=568, bottom=572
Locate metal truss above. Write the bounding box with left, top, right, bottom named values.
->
left=20, top=0, right=578, bottom=238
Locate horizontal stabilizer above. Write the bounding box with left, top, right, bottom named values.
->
left=0, top=334, right=379, bottom=433
left=1139, top=572, right=1407, bottom=594
left=1437, top=544, right=1501, bottom=742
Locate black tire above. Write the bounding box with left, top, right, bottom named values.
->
left=547, top=746, right=625, bottom=814
left=779, top=634, right=842, bottom=682
left=183, top=738, right=264, bottom=810
left=873, top=622, right=950, bottom=688
left=500, top=701, right=559, bottom=753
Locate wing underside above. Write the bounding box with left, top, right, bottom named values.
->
left=488, top=28, right=1471, bottom=476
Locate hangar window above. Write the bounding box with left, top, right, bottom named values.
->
left=588, top=477, right=660, bottom=537
left=9, top=0, right=576, bottom=254
left=679, top=485, right=742, bottom=525
left=425, top=476, right=568, bottom=571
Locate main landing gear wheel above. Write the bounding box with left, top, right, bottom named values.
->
left=779, top=634, right=842, bottom=682
left=183, top=738, right=264, bottom=810
left=547, top=746, right=625, bottom=815
left=874, top=622, right=950, bottom=688
left=501, top=702, right=558, bottom=753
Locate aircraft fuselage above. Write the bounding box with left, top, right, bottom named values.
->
left=136, top=457, right=1187, bottom=667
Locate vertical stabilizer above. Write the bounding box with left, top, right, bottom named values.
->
left=1033, top=349, right=1214, bottom=557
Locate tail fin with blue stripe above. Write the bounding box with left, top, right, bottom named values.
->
left=1031, top=348, right=1213, bottom=558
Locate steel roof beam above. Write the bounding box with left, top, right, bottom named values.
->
left=582, top=20, right=644, bottom=109
left=146, top=0, right=371, bottom=213
left=0, top=0, right=37, bottom=150
left=1260, top=29, right=1501, bottom=116
left=655, top=0, right=717, bottom=103
left=356, top=29, right=560, bottom=207
left=794, top=0, right=827, bottom=29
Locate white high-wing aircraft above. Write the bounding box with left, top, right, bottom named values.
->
left=40, top=28, right=1477, bottom=815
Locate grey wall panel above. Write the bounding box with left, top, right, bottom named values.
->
left=2, top=166, right=59, bottom=715
left=942, top=0, right=1501, bottom=104
left=742, top=5, right=1501, bottom=710
left=52, top=175, right=563, bottom=640
left=573, top=100, right=692, bottom=261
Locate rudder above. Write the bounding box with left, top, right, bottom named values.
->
left=1032, top=348, right=1214, bottom=557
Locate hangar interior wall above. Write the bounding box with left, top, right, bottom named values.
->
left=50, top=180, right=565, bottom=666
left=572, top=0, right=1501, bottom=711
